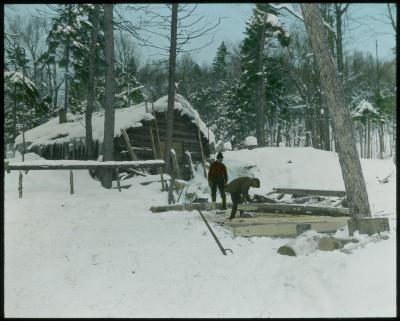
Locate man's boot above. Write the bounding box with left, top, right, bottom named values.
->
left=221, top=195, right=227, bottom=210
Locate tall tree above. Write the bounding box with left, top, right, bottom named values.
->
left=239, top=4, right=290, bottom=146
left=212, top=41, right=228, bottom=80
left=164, top=3, right=178, bottom=175
left=86, top=4, right=99, bottom=160
left=101, top=4, right=116, bottom=188
left=300, top=3, right=371, bottom=218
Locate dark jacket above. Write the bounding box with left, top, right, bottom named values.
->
left=208, top=160, right=228, bottom=183
left=225, top=176, right=258, bottom=202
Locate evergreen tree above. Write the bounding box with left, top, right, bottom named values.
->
left=212, top=41, right=228, bottom=80
left=238, top=3, right=290, bottom=146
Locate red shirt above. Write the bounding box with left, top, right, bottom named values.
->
left=208, top=161, right=228, bottom=182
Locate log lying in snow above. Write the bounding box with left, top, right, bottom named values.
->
left=4, top=160, right=165, bottom=171
left=272, top=187, right=346, bottom=198
left=230, top=215, right=349, bottom=237
left=277, top=235, right=360, bottom=256
left=150, top=202, right=224, bottom=213
left=238, top=203, right=350, bottom=217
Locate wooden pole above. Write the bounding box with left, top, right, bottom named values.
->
left=151, top=102, right=163, bottom=159
left=170, top=149, right=181, bottom=179
left=121, top=129, right=139, bottom=161
left=168, top=173, right=176, bottom=204
left=116, top=168, right=121, bottom=192
left=18, top=170, right=23, bottom=198
left=152, top=101, right=167, bottom=191
left=22, top=127, right=26, bottom=162
left=150, top=125, right=166, bottom=191
left=69, top=170, right=74, bottom=194
left=196, top=119, right=207, bottom=178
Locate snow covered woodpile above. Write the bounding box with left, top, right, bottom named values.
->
left=14, top=95, right=215, bottom=180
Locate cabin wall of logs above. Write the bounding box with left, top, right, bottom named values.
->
left=27, top=110, right=213, bottom=181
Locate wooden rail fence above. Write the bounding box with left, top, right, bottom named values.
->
left=4, top=159, right=165, bottom=198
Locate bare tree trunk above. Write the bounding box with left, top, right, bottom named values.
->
left=334, top=4, right=344, bottom=76
left=367, top=116, right=371, bottom=159
left=255, top=17, right=267, bottom=147
left=276, top=122, right=282, bottom=147
left=101, top=4, right=116, bottom=189
left=52, top=62, right=59, bottom=112
left=300, top=3, right=371, bottom=218
left=393, top=106, right=396, bottom=165
left=12, top=84, right=17, bottom=144
left=164, top=3, right=178, bottom=175
left=323, top=107, right=331, bottom=150
left=86, top=4, right=99, bottom=160
left=379, top=121, right=384, bottom=159
left=59, top=5, right=71, bottom=124
left=359, top=125, right=364, bottom=158
left=46, top=63, right=53, bottom=114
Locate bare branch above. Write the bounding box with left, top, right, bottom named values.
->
left=386, top=3, right=396, bottom=33
left=340, top=3, right=350, bottom=15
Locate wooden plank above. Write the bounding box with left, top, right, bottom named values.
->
left=234, top=223, right=299, bottom=237
left=238, top=203, right=349, bottom=217
left=227, top=215, right=350, bottom=227
left=121, top=129, right=139, bottom=161
left=233, top=218, right=348, bottom=237
left=150, top=202, right=222, bottom=213
left=273, top=187, right=346, bottom=198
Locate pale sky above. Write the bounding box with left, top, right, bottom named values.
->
left=4, top=3, right=396, bottom=66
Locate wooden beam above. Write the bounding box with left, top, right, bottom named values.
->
left=121, top=129, right=139, bottom=161
left=150, top=202, right=222, bottom=213
left=238, top=203, right=349, bottom=217
left=226, top=215, right=350, bottom=227
left=273, top=187, right=346, bottom=198
left=5, top=160, right=165, bottom=171
left=232, top=216, right=349, bottom=237
left=348, top=217, right=390, bottom=236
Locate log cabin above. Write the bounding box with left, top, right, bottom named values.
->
left=14, top=95, right=215, bottom=180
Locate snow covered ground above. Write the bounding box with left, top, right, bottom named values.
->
left=4, top=147, right=396, bottom=317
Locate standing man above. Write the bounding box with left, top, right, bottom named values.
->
left=225, top=177, right=260, bottom=220
left=208, top=151, right=228, bottom=210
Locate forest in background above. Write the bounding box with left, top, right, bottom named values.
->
left=4, top=3, right=396, bottom=159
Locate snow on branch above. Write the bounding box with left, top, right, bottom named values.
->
left=270, top=3, right=304, bottom=22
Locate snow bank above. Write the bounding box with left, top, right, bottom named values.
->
left=244, top=136, right=257, bottom=147
left=223, top=141, right=232, bottom=151
left=14, top=94, right=214, bottom=148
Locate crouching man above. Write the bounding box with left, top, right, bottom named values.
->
left=225, top=177, right=260, bottom=220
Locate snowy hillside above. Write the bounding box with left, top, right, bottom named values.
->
left=4, top=147, right=396, bottom=317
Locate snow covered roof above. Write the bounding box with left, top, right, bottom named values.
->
left=15, top=94, right=215, bottom=148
